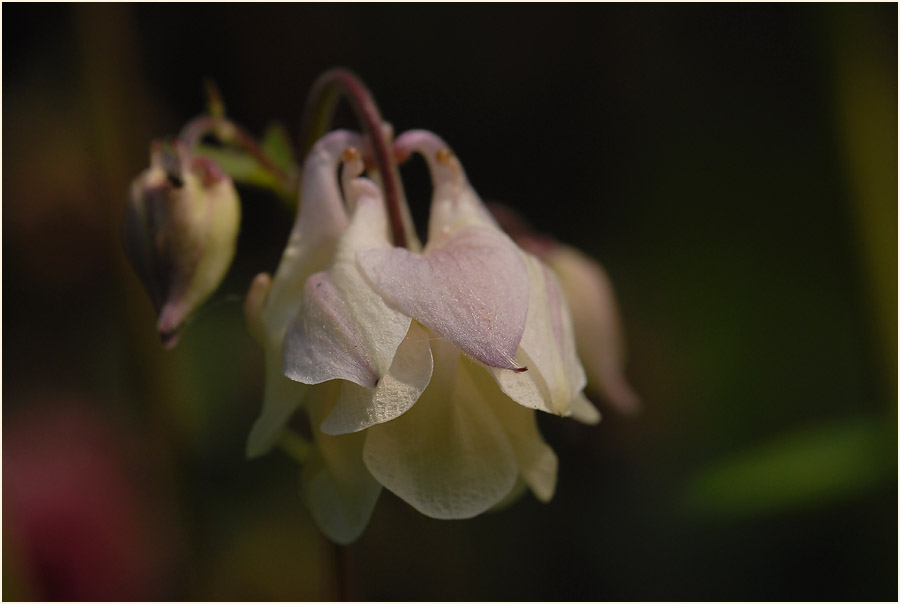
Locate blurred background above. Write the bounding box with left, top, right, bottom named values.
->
left=3, top=4, right=896, bottom=600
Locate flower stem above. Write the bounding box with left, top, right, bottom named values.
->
left=299, top=68, right=409, bottom=248
left=333, top=542, right=356, bottom=601
left=179, top=115, right=296, bottom=194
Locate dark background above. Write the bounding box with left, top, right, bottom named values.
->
left=3, top=4, right=897, bottom=601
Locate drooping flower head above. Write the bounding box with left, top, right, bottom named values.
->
left=245, top=125, right=606, bottom=543
left=124, top=69, right=636, bottom=545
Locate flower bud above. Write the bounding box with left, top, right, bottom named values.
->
left=123, top=142, right=240, bottom=348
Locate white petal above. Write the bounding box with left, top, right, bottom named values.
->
left=492, top=252, right=586, bottom=415
left=362, top=339, right=518, bottom=519
left=283, top=184, right=411, bottom=387
left=548, top=245, right=640, bottom=415
left=263, top=131, right=361, bottom=339
left=300, top=382, right=382, bottom=545
left=490, top=347, right=550, bottom=414
left=473, top=366, right=558, bottom=502
left=246, top=344, right=309, bottom=458
left=247, top=133, right=363, bottom=459
left=358, top=226, right=529, bottom=371
left=321, top=322, right=434, bottom=435
left=495, top=404, right=558, bottom=503
left=569, top=392, right=602, bottom=425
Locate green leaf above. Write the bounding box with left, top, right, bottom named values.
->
left=683, top=418, right=893, bottom=517
left=261, top=123, right=296, bottom=173
left=194, top=145, right=281, bottom=191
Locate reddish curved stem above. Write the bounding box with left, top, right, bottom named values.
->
left=179, top=115, right=289, bottom=182
left=299, top=68, right=407, bottom=248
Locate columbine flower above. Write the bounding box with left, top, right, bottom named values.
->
left=124, top=142, right=240, bottom=347
left=245, top=128, right=601, bottom=543
left=122, top=69, right=637, bottom=547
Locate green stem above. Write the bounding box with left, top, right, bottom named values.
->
left=179, top=115, right=297, bottom=196
left=299, top=68, right=408, bottom=248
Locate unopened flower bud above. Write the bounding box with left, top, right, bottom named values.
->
left=123, top=142, right=240, bottom=348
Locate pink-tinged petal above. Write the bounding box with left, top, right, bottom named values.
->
left=547, top=245, right=640, bottom=415
left=492, top=252, right=587, bottom=415
left=283, top=175, right=412, bottom=387
left=263, top=131, right=361, bottom=339
left=301, top=383, right=382, bottom=545
left=322, top=322, right=434, bottom=435
left=358, top=226, right=529, bottom=370
left=362, top=339, right=518, bottom=519
left=283, top=271, right=380, bottom=387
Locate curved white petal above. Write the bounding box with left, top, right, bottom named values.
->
left=569, top=392, right=602, bottom=425
left=246, top=345, right=309, bottom=458
left=362, top=339, right=518, bottom=519
left=246, top=132, right=363, bottom=458
left=321, top=321, right=433, bottom=435
left=492, top=252, right=587, bottom=415
left=548, top=245, right=640, bottom=415
left=263, top=130, right=361, bottom=339
left=244, top=273, right=309, bottom=458
left=300, top=382, right=382, bottom=545
left=490, top=347, right=550, bottom=414
left=472, top=366, right=558, bottom=502
left=283, top=177, right=412, bottom=387
left=491, top=401, right=558, bottom=503
left=358, top=226, right=529, bottom=371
